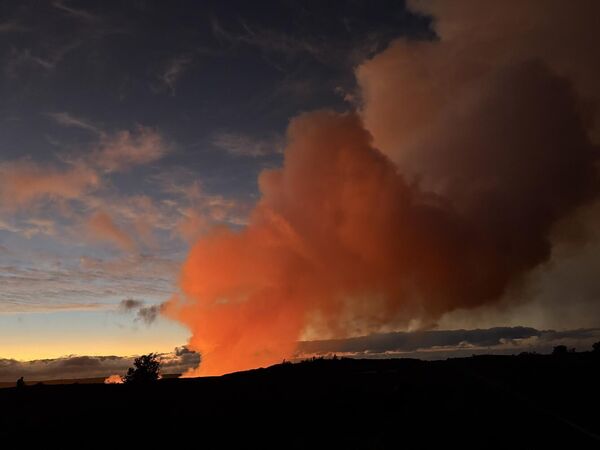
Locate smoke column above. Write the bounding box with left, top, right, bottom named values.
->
left=166, top=0, right=600, bottom=376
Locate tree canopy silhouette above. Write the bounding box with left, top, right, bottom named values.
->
left=552, top=345, right=568, bottom=356
left=123, top=353, right=161, bottom=384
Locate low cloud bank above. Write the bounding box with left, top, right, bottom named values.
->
left=0, top=346, right=199, bottom=382
left=296, top=327, right=600, bottom=360
left=3, top=327, right=598, bottom=382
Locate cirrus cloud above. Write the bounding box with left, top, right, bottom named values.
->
left=86, top=210, right=136, bottom=252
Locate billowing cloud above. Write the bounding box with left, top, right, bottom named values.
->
left=358, top=0, right=600, bottom=168
left=167, top=2, right=600, bottom=376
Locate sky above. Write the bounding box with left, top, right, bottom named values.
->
left=1, top=0, right=600, bottom=380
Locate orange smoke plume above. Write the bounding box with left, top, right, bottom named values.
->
left=167, top=2, right=600, bottom=376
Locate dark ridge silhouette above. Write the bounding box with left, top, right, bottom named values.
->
left=2, top=349, right=600, bottom=447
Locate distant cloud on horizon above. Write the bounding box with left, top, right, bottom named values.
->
left=3, top=327, right=600, bottom=382
left=295, top=327, right=600, bottom=360
left=0, top=346, right=199, bottom=383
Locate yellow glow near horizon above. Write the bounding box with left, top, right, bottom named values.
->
left=1, top=339, right=185, bottom=361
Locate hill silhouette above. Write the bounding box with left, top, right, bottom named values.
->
left=1, top=353, right=599, bottom=447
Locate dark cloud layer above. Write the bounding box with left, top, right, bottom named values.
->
left=296, top=327, right=600, bottom=360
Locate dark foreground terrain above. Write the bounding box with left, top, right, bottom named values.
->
left=1, top=354, right=599, bottom=448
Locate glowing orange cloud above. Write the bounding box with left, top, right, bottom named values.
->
left=166, top=1, right=600, bottom=376
left=104, top=374, right=124, bottom=384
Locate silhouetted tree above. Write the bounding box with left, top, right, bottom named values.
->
left=122, top=353, right=161, bottom=384
left=16, top=377, right=25, bottom=389
left=593, top=341, right=600, bottom=353
left=552, top=345, right=568, bottom=356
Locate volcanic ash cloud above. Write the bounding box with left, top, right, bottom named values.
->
left=166, top=1, right=600, bottom=375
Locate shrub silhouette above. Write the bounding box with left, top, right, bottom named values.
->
left=593, top=341, right=600, bottom=353
left=552, top=345, right=568, bottom=356
left=123, top=353, right=161, bottom=384
left=16, top=377, right=25, bottom=389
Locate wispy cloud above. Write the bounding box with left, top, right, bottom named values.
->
left=86, top=210, right=136, bottom=252
left=159, top=55, right=193, bottom=95
left=151, top=170, right=251, bottom=241
left=210, top=17, right=389, bottom=69
left=211, top=17, right=325, bottom=62
left=0, top=217, right=57, bottom=239
left=6, top=40, right=82, bottom=76
left=0, top=160, right=100, bottom=211
left=52, top=0, right=99, bottom=22
left=117, top=298, right=164, bottom=325
left=212, top=131, right=284, bottom=158
left=0, top=22, right=28, bottom=33
left=93, top=126, right=169, bottom=173
left=0, top=253, right=178, bottom=314
left=118, top=298, right=144, bottom=311
left=46, top=112, right=103, bottom=135
left=0, top=124, right=169, bottom=213
left=0, top=301, right=109, bottom=315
